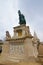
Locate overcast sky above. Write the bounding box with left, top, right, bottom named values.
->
left=0, top=0, right=43, bottom=41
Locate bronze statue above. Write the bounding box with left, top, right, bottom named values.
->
left=18, top=10, right=26, bottom=25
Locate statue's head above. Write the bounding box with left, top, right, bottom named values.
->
left=6, top=31, right=10, bottom=36
left=18, top=10, right=21, bottom=15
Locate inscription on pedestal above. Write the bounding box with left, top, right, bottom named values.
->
left=9, top=43, right=24, bottom=56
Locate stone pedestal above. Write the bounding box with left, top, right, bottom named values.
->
left=0, top=25, right=38, bottom=63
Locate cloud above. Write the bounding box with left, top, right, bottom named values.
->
left=18, top=0, right=43, bottom=41
left=0, top=0, right=43, bottom=41
left=0, top=0, right=19, bottom=39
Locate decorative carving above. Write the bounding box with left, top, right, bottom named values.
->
left=6, top=31, right=11, bottom=39
left=9, top=44, right=24, bottom=55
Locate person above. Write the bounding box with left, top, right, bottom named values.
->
left=18, top=10, right=26, bottom=25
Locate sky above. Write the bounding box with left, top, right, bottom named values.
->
left=0, top=0, right=43, bottom=41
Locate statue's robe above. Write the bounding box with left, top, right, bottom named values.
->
left=19, top=14, right=26, bottom=25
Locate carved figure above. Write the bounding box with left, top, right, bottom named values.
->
left=6, top=31, right=11, bottom=39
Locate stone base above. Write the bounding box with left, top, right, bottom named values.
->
left=0, top=61, right=41, bottom=65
